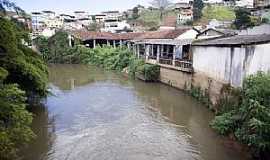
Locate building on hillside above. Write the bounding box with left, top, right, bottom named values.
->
left=102, top=11, right=123, bottom=21
left=203, top=0, right=223, bottom=4
left=95, top=14, right=106, bottom=23
left=177, top=9, right=193, bottom=24
left=236, top=0, right=270, bottom=8
left=192, top=34, right=270, bottom=87
left=102, top=20, right=131, bottom=33
left=31, top=12, right=46, bottom=34
left=42, top=11, right=56, bottom=19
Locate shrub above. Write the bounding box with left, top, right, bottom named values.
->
left=211, top=72, right=270, bottom=158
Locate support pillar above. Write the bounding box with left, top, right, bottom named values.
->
left=93, top=39, right=96, bottom=48
left=173, top=45, right=176, bottom=66
left=157, top=45, right=160, bottom=63
left=120, top=40, right=123, bottom=47
left=146, top=45, right=150, bottom=60
left=113, top=40, right=116, bottom=48
left=107, top=40, right=110, bottom=46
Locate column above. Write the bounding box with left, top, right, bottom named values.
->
left=113, top=40, right=116, bottom=48
left=173, top=45, right=176, bottom=66
left=157, top=45, right=160, bottom=63
left=146, top=45, right=150, bottom=60
left=107, top=40, right=110, bottom=46
left=137, top=45, right=140, bottom=58
left=120, top=40, right=123, bottom=47
left=68, top=35, right=72, bottom=47
left=93, top=39, right=96, bottom=48
left=151, top=44, right=154, bottom=57
left=161, top=45, right=164, bottom=58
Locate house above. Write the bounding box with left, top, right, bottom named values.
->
left=192, top=34, right=270, bottom=87
left=177, top=9, right=193, bottom=24
left=102, top=11, right=123, bottom=21
left=131, top=28, right=200, bottom=72
left=95, top=14, right=106, bottom=23
left=102, top=20, right=131, bottom=33
left=160, top=15, right=177, bottom=30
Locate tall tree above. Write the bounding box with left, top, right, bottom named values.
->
left=132, top=7, right=140, bottom=19
left=150, top=0, right=171, bottom=20
left=193, top=0, right=204, bottom=21
left=0, top=0, right=24, bottom=15
left=234, top=8, right=254, bottom=30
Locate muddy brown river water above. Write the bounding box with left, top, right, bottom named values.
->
left=21, top=64, right=250, bottom=160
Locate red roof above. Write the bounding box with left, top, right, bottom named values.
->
left=135, top=29, right=191, bottom=40
left=71, top=29, right=191, bottom=41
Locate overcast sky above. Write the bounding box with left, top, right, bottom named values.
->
left=12, top=0, right=158, bottom=14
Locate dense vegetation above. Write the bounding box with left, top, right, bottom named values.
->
left=211, top=72, right=270, bottom=158
left=0, top=2, right=48, bottom=158
left=202, top=5, right=235, bottom=21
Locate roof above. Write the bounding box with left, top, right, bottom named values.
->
left=135, top=39, right=193, bottom=45
left=161, top=15, right=177, bottom=27
left=71, top=29, right=191, bottom=41
left=193, top=34, right=270, bottom=46
left=71, top=30, right=144, bottom=41
left=134, top=28, right=191, bottom=40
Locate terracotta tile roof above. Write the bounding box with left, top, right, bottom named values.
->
left=71, top=28, right=191, bottom=41
left=161, top=15, right=177, bottom=27
left=135, top=28, right=191, bottom=40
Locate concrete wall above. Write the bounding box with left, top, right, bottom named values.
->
left=159, top=67, right=224, bottom=105
left=159, top=43, right=270, bottom=106
left=159, top=67, right=192, bottom=90
left=192, top=43, right=270, bottom=87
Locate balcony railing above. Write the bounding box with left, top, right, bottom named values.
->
left=175, top=60, right=193, bottom=70
left=159, top=58, right=172, bottom=65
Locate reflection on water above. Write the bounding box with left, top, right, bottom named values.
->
left=21, top=64, right=250, bottom=160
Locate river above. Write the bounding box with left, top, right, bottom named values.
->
left=21, top=64, right=250, bottom=160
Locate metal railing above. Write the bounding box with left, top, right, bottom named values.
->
left=159, top=58, right=173, bottom=65
left=175, top=60, right=193, bottom=69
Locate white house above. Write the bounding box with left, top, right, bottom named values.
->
left=192, top=34, right=270, bottom=87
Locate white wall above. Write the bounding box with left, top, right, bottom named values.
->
left=192, top=43, right=270, bottom=87
left=176, top=29, right=198, bottom=39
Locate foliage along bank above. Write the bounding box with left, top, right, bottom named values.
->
left=34, top=31, right=160, bottom=81
left=0, top=17, right=48, bottom=160
left=210, top=72, right=270, bottom=159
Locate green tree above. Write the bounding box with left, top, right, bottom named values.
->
left=193, top=0, right=204, bottom=21
left=150, top=0, right=171, bottom=20
left=0, top=0, right=24, bottom=16
left=234, top=8, right=254, bottom=30
left=132, top=7, right=140, bottom=19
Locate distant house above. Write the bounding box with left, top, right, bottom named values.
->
left=95, top=14, right=106, bottom=23
left=160, top=15, right=177, bottom=30
left=177, top=9, right=193, bottom=24
left=192, top=34, right=270, bottom=87
left=236, top=0, right=270, bottom=8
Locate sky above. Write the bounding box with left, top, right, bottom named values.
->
left=12, top=0, right=155, bottom=14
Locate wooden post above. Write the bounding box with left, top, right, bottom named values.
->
left=173, top=45, right=176, bottom=66
left=93, top=39, right=96, bottom=48
left=157, top=45, right=160, bottom=63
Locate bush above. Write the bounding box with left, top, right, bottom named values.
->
left=211, top=72, right=270, bottom=158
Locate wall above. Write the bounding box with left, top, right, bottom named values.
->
left=159, top=67, right=192, bottom=90
left=192, top=43, right=270, bottom=87
left=159, top=43, right=270, bottom=106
